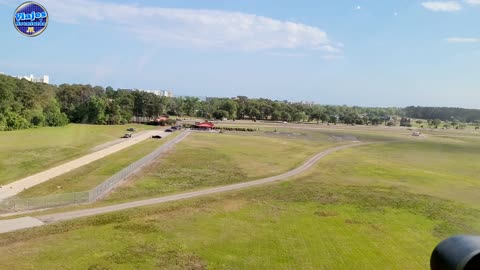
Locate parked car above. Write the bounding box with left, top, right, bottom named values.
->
left=126, top=128, right=137, bottom=132
left=152, top=135, right=162, bottom=139
left=165, top=129, right=173, bottom=132
left=121, top=133, right=132, bottom=138
left=170, top=126, right=178, bottom=130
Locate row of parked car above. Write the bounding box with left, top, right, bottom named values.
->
left=151, top=125, right=182, bottom=139
left=165, top=125, right=182, bottom=133
left=121, top=127, right=137, bottom=138
left=122, top=125, right=182, bottom=139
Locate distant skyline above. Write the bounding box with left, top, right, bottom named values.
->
left=1, top=0, right=479, bottom=108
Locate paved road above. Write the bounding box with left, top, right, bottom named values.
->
left=0, top=129, right=168, bottom=200
left=0, top=142, right=368, bottom=234
left=0, top=217, right=44, bottom=234
left=89, top=130, right=152, bottom=152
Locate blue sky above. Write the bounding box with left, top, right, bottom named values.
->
left=1, top=0, right=479, bottom=108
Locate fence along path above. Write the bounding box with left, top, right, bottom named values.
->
left=89, top=130, right=190, bottom=201
left=0, top=130, right=162, bottom=200
left=0, top=130, right=191, bottom=212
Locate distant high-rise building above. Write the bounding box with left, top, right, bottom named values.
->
left=143, top=89, right=174, bottom=97
left=16, top=74, right=49, bottom=84
left=300, top=101, right=315, bottom=106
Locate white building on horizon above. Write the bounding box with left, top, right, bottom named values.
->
left=143, top=89, right=174, bottom=97
left=16, top=74, right=50, bottom=84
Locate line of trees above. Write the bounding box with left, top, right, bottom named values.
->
left=404, top=106, right=480, bottom=123
left=1, top=74, right=480, bottom=131
left=194, top=96, right=402, bottom=126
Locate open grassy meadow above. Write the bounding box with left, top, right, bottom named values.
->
left=0, top=126, right=478, bottom=269
left=306, top=136, right=480, bottom=206
left=16, top=132, right=181, bottom=198
left=0, top=177, right=479, bottom=269
left=106, top=131, right=340, bottom=202
left=0, top=124, right=156, bottom=185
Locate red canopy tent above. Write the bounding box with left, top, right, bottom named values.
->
left=154, top=116, right=169, bottom=122
left=195, top=122, right=215, bottom=129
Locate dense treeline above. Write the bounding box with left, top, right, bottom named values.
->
left=1, top=74, right=479, bottom=131
left=404, top=106, right=480, bottom=123
left=0, top=75, right=68, bottom=131
left=193, top=96, right=401, bottom=126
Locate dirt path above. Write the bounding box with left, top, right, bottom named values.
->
left=0, top=142, right=368, bottom=234
left=0, top=129, right=167, bottom=200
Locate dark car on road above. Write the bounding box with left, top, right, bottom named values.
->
left=152, top=135, right=162, bottom=139
left=121, top=133, right=132, bottom=138
left=165, top=129, right=173, bottom=132
left=126, top=128, right=137, bottom=132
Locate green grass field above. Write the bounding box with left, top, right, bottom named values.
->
left=16, top=133, right=181, bottom=198
left=0, top=180, right=478, bottom=269
left=306, top=137, right=480, bottom=206
left=0, top=126, right=479, bottom=269
left=0, top=124, right=156, bottom=185
left=106, top=132, right=338, bottom=202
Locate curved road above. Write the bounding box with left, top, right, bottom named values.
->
left=0, top=141, right=369, bottom=234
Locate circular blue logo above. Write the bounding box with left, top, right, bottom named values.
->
left=13, top=1, right=48, bottom=37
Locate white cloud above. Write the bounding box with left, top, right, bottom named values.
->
left=446, top=37, right=480, bottom=43
left=40, top=0, right=340, bottom=53
left=421, top=1, right=462, bottom=12
left=465, top=0, right=480, bottom=5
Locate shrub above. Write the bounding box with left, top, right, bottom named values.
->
left=25, top=109, right=46, bottom=127
left=210, top=126, right=257, bottom=132
left=0, top=114, right=6, bottom=131
left=31, top=114, right=45, bottom=126
left=4, top=111, right=30, bottom=130
left=44, top=101, right=69, bottom=127
left=45, top=110, right=69, bottom=127
left=166, top=118, right=177, bottom=125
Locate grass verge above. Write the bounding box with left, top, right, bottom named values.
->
left=16, top=132, right=181, bottom=198
left=0, top=124, right=156, bottom=185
